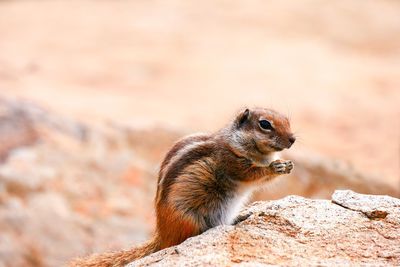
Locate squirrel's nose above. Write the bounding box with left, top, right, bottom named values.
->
left=288, top=136, right=296, bottom=146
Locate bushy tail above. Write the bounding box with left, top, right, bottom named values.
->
left=69, top=235, right=160, bottom=267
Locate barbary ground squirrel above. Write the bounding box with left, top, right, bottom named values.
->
left=71, top=107, right=296, bottom=266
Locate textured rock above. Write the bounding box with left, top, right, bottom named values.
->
left=129, top=190, right=400, bottom=267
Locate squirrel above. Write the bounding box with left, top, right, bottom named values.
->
left=70, top=107, right=295, bottom=267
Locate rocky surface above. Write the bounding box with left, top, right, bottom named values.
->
left=0, top=99, right=398, bottom=266
left=129, top=190, right=400, bottom=267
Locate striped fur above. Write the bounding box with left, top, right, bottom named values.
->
left=154, top=108, right=295, bottom=249
left=70, top=107, right=294, bottom=267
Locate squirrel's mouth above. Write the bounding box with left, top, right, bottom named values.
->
left=269, top=144, right=287, bottom=151
left=270, top=145, right=284, bottom=152
left=253, top=139, right=284, bottom=153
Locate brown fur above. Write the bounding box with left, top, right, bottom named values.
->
left=69, top=236, right=160, bottom=267
left=70, top=107, right=295, bottom=267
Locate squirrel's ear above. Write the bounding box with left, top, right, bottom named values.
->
left=236, top=108, right=250, bottom=127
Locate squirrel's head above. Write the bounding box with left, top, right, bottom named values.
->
left=229, top=107, right=295, bottom=157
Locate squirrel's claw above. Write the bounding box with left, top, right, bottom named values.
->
left=270, top=160, right=294, bottom=174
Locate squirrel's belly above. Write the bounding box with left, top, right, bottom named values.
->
left=221, top=185, right=255, bottom=225
left=225, top=192, right=252, bottom=224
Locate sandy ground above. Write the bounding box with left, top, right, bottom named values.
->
left=0, top=0, right=399, bottom=186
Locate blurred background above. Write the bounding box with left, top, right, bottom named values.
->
left=0, top=0, right=399, bottom=266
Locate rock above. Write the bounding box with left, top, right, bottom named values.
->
left=332, top=190, right=400, bottom=223
left=128, top=190, right=400, bottom=267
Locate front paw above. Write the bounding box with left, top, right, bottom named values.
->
left=270, top=160, right=293, bottom=174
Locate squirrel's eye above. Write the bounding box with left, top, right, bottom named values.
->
left=259, top=120, right=273, bottom=131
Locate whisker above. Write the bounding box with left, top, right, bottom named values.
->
left=285, top=106, right=292, bottom=123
